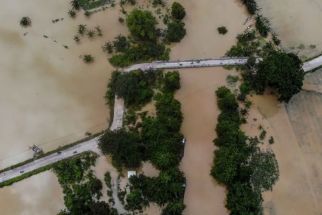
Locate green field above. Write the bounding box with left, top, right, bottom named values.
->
left=78, top=0, right=112, bottom=10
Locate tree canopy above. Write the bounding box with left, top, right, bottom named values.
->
left=126, top=9, right=157, bottom=41
left=166, top=21, right=186, bottom=43
left=254, top=51, right=304, bottom=102
left=171, top=2, right=186, bottom=20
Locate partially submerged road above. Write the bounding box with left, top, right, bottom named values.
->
left=1, top=55, right=322, bottom=184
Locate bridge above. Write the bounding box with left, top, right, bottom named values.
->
left=1, top=55, right=322, bottom=185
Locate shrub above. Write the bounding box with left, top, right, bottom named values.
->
left=171, top=2, right=186, bottom=20
left=218, top=26, right=228, bottom=35
left=256, top=15, right=270, bottom=37
left=20, top=17, right=32, bottom=27
left=166, top=21, right=186, bottom=42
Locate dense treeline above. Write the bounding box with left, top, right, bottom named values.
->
left=211, top=87, right=279, bottom=215
left=100, top=70, right=185, bottom=214
left=53, top=153, right=118, bottom=215
left=108, top=2, right=187, bottom=67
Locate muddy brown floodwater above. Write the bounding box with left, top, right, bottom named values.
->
left=0, top=0, right=128, bottom=213
left=256, top=0, right=322, bottom=59
left=170, top=0, right=248, bottom=214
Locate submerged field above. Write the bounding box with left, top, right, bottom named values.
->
left=1, top=0, right=322, bottom=214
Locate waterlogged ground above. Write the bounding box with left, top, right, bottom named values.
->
left=256, top=0, right=322, bottom=59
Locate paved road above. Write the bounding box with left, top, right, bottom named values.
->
left=124, top=57, right=249, bottom=72
left=1, top=55, right=321, bottom=184
left=124, top=56, right=322, bottom=73
left=0, top=137, right=100, bottom=183
left=303, top=55, right=322, bottom=72
left=0, top=97, right=125, bottom=184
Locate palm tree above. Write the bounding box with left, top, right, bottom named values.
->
left=68, top=10, right=76, bottom=18
left=70, top=0, right=80, bottom=11
left=87, top=30, right=96, bottom=39
left=20, top=17, right=31, bottom=27
left=102, top=42, right=113, bottom=54
left=83, top=55, right=94, bottom=63
left=74, top=36, right=80, bottom=43
left=95, top=26, right=103, bottom=37
left=84, top=11, right=91, bottom=18
left=78, top=24, right=86, bottom=35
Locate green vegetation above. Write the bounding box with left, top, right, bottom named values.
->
left=77, top=0, right=111, bottom=10
left=105, top=70, right=160, bottom=107
left=166, top=21, right=186, bottom=42
left=254, top=51, right=304, bottom=102
left=83, top=54, right=94, bottom=63
left=240, top=0, right=258, bottom=15
left=20, top=17, right=31, bottom=27
left=99, top=129, right=143, bottom=170
left=211, top=87, right=279, bottom=214
left=255, top=15, right=270, bottom=37
left=171, top=2, right=186, bottom=20
left=126, top=9, right=157, bottom=41
left=54, top=153, right=118, bottom=215
left=108, top=6, right=186, bottom=67
left=218, top=26, right=228, bottom=35
left=101, top=70, right=185, bottom=214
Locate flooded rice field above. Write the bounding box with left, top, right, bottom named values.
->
left=256, top=0, right=322, bottom=59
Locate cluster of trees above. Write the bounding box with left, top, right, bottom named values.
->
left=105, top=70, right=161, bottom=108
left=253, top=51, right=304, bottom=102
left=53, top=153, right=118, bottom=215
left=100, top=70, right=186, bottom=214
left=108, top=2, right=187, bottom=67
left=211, top=87, right=279, bottom=214
left=127, top=168, right=185, bottom=214
left=109, top=9, right=170, bottom=67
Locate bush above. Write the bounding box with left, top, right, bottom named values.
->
left=256, top=15, right=270, bottom=37
left=163, top=71, right=181, bottom=92
left=171, top=2, right=186, bottom=20
left=166, top=21, right=186, bottom=42
left=217, top=26, right=228, bottom=35
left=20, top=17, right=32, bottom=27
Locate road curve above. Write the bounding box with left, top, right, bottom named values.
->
left=1, top=55, right=322, bottom=183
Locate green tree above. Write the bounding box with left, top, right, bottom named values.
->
left=163, top=71, right=181, bottom=92
left=20, top=17, right=31, bottom=27
left=254, top=51, right=304, bottom=102
left=226, top=182, right=263, bottom=215
left=99, top=129, right=143, bottom=169
left=171, top=2, right=186, bottom=20
left=249, top=150, right=279, bottom=191
left=126, top=9, right=157, bottom=41
left=166, top=21, right=186, bottom=42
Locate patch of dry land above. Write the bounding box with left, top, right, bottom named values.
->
left=256, top=0, right=322, bottom=59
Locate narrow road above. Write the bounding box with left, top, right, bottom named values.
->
left=124, top=57, right=249, bottom=72
left=124, top=56, right=322, bottom=73
left=0, top=97, right=125, bottom=184
left=1, top=55, right=322, bottom=184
